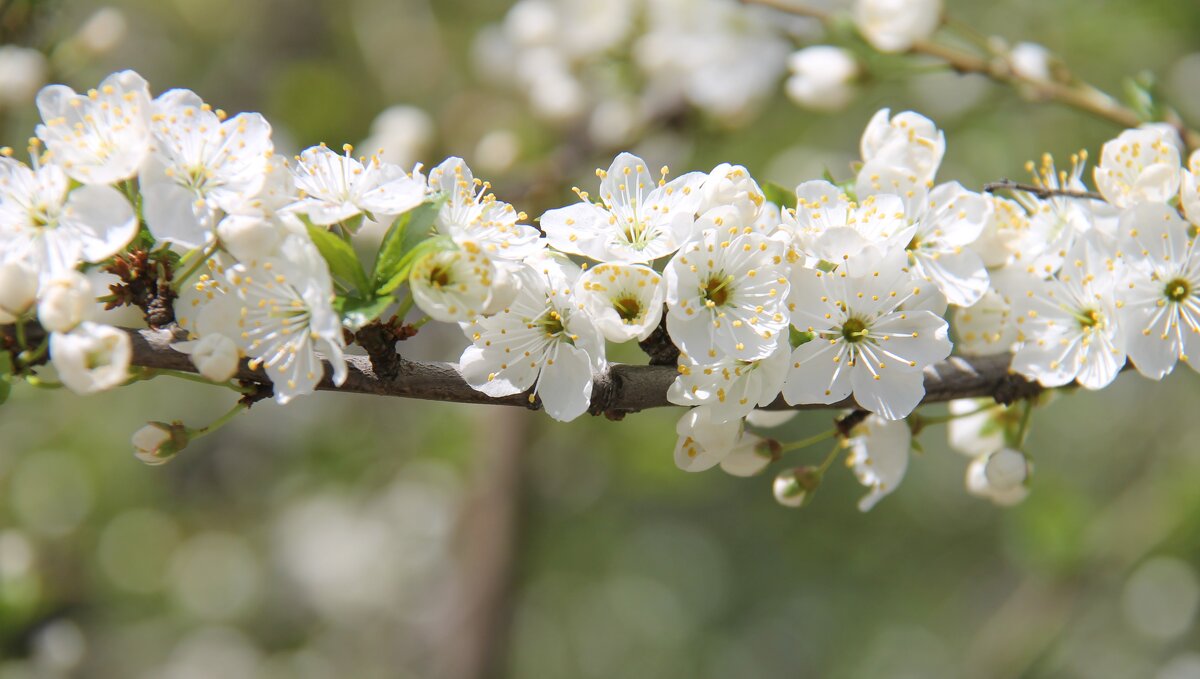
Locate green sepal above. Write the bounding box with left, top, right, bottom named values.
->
left=789, top=327, right=814, bottom=348
left=305, top=219, right=372, bottom=295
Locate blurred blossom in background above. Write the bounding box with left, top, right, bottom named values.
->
left=1, top=0, right=1200, bottom=677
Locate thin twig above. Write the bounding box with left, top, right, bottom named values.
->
left=740, top=0, right=1200, bottom=151
left=983, top=179, right=1104, bottom=201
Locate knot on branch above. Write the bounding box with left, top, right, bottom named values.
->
left=993, top=371, right=1043, bottom=405
left=105, top=250, right=176, bottom=328
left=588, top=369, right=627, bottom=420
left=638, top=310, right=680, bottom=366
left=354, top=322, right=405, bottom=381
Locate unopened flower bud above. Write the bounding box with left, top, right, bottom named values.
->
left=773, top=466, right=821, bottom=508
left=785, top=46, right=858, bottom=112
left=966, top=449, right=1031, bottom=507
left=1009, top=42, right=1051, bottom=81
left=0, top=46, right=47, bottom=106
left=38, top=272, right=94, bottom=333
left=854, top=0, right=943, bottom=54
left=983, top=447, right=1029, bottom=491
left=131, top=421, right=189, bottom=465
left=0, top=261, right=38, bottom=322
left=189, top=333, right=240, bottom=382
left=74, top=7, right=127, bottom=55
left=720, top=436, right=781, bottom=477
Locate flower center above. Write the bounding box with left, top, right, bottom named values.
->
left=1164, top=277, right=1192, bottom=303
left=841, top=317, right=869, bottom=343
left=702, top=274, right=734, bottom=308
left=1077, top=308, right=1101, bottom=329
left=538, top=310, right=567, bottom=339
left=427, top=264, right=452, bottom=289
left=621, top=218, right=650, bottom=249
left=612, top=295, right=642, bottom=322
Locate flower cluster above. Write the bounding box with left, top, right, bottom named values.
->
left=1, top=68, right=1195, bottom=513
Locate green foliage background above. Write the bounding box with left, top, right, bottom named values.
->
left=2, top=0, right=1200, bottom=677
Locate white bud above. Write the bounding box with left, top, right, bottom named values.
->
left=37, top=272, right=94, bottom=333
left=1009, top=42, right=1051, bottom=81
left=0, top=261, right=38, bottom=322
left=132, top=422, right=187, bottom=465
left=773, top=467, right=819, bottom=508
left=49, top=322, right=130, bottom=394
left=785, top=46, right=858, bottom=112
left=0, top=46, right=47, bottom=106
left=189, top=333, right=240, bottom=383
left=854, top=0, right=943, bottom=53
left=700, top=164, right=766, bottom=224
left=983, top=447, right=1028, bottom=491
left=74, top=7, right=128, bottom=54
left=474, top=129, right=521, bottom=174
left=719, top=435, right=779, bottom=477
left=966, top=450, right=1031, bottom=507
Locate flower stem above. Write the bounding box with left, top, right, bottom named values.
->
left=172, top=243, right=218, bottom=292
left=816, top=440, right=844, bottom=475
left=780, top=427, right=837, bottom=453
left=190, top=402, right=248, bottom=439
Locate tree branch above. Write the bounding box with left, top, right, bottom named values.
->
left=122, top=327, right=1041, bottom=415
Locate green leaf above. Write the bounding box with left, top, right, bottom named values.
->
left=373, top=199, right=443, bottom=289
left=305, top=221, right=372, bottom=295
left=335, top=295, right=395, bottom=330
left=762, top=181, right=797, bottom=210
left=376, top=236, right=454, bottom=296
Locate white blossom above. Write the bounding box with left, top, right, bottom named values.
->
left=1115, top=202, right=1200, bottom=379
left=857, top=171, right=993, bottom=306
left=668, top=340, right=789, bottom=422
left=459, top=260, right=605, bottom=422
left=427, top=157, right=542, bottom=261
left=289, top=144, right=425, bottom=226
left=0, top=158, right=136, bottom=280
left=854, top=0, right=943, bottom=54
left=845, top=414, right=911, bottom=511
left=673, top=405, right=742, bottom=472
left=783, top=180, right=912, bottom=273
left=50, top=321, right=130, bottom=394
left=784, top=46, right=858, bottom=112
left=1094, top=127, right=1181, bottom=208
left=664, top=224, right=790, bottom=362
left=540, top=152, right=705, bottom=263
left=576, top=261, right=665, bottom=342
left=859, top=108, right=945, bottom=184
left=141, top=89, right=274, bottom=248
left=783, top=261, right=951, bottom=420
left=1011, top=234, right=1125, bottom=389
left=409, top=249, right=500, bottom=323
left=225, top=236, right=348, bottom=404
left=698, top=163, right=766, bottom=226
left=35, top=70, right=151, bottom=185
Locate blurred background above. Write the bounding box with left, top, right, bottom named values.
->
left=2, top=0, right=1200, bottom=677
